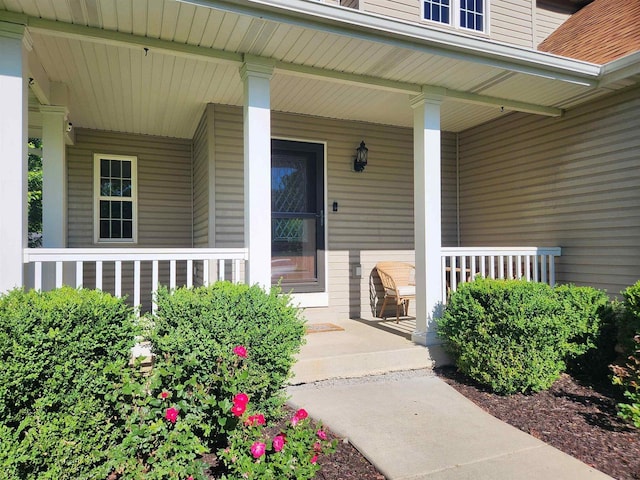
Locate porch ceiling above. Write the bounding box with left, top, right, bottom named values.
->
left=2, top=0, right=637, bottom=139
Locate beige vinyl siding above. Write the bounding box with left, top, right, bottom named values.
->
left=442, top=132, right=458, bottom=247
left=66, top=129, right=193, bottom=308
left=458, top=86, right=640, bottom=295
left=534, top=2, right=573, bottom=47
left=490, top=0, right=534, bottom=47
left=192, top=108, right=209, bottom=248
left=361, top=0, right=420, bottom=22
left=211, top=104, right=458, bottom=319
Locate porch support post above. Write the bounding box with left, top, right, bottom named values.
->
left=240, top=56, right=274, bottom=289
left=411, top=89, right=444, bottom=346
left=40, top=105, right=68, bottom=248
left=0, top=22, right=28, bottom=293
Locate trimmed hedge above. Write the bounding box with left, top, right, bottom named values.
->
left=0, top=287, right=138, bottom=479
left=152, top=282, right=306, bottom=420
left=437, top=278, right=608, bottom=395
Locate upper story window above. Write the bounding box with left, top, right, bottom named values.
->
left=423, top=0, right=486, bottom=33
left=94, top=154, right=137, bottom=243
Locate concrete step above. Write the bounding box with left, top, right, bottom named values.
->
left=291, top=319, right=448, bottom=384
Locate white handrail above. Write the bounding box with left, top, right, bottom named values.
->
left=23, top=248, right=248, bottom=314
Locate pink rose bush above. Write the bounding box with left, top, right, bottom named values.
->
left=233, top=345, right=248, bottom=358
left=219, top=394, right=336, bottom=479
left=111, top=341, right=333, bottom=479
left=165, top=407, right=179, bottom=424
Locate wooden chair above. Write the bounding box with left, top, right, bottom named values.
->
left=375, top=262, right=416, bottom=323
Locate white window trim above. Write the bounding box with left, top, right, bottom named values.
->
left=93, top=153, right=138, bottom=244
left=420, top=0, right=490, bottom=35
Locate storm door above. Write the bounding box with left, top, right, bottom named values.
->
left=271, top=139, right=325, bottom=293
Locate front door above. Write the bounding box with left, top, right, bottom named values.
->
left=271, top=139, right=325, bottom=293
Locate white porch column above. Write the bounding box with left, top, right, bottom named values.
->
left=40, top=105, right=68, bottom=248
left=240, top=56, right=274, bottom=289
left=0, top=23, right=28, bottom=293
left=411, top=89, right=444, bottom=346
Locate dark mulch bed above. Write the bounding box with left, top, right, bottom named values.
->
left=435, top=366, right=640, bottom=480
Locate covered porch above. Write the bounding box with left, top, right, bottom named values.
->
left=0, top=0, right=627, bottom=348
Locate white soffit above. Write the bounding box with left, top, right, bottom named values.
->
left=1, top=0, right=632, bottom=137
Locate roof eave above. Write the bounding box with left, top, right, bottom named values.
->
left=180, top=0, right=602, bottom=86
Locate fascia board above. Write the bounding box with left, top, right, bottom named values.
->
left=598, top=51, right=640, bottom=86
left=180, top=0, right=601, bottom=86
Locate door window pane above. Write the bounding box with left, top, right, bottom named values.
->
left=271, top=140, right=324, bottom=292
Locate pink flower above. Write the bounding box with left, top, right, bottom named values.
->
left=272, top=434, right=285, bottom=452
left=313, top=442, right=322, bottom=453
left=187, top=477, right=194, bottom=480
left=231, top=402, right=246, bottom=417
left=291, top=408, right=308, bottom=426
left=317, top=429, right=327, bottom=440
left=244, top=414, right=265, bottom=426
left=250, top=441, right=266, bottom=459
left=233, top=393, right=249, bottom=406
left=310, top=454, right=318, bottom=464
left=233, top=345, right=248, bottom=358
left=160, top=391, right=169, bottom=399
left=165, top=407, right=179, bottom=424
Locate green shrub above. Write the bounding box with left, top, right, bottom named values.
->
left=0, top=287, right=137, bottom=479
left=437, top=278, right=607, bottom=395
left=619, top=281, right=640, bottom=354
left=611, top=335, right=640, bottom=428
left=152, top=282, right=306, bottom=445
left=609, top=281, right=640, bottom=428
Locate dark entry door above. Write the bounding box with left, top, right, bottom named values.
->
left=271, top=139, right=325, bottom=293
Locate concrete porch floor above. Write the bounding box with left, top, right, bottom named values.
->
left=291, top=317, right=450, bottom=384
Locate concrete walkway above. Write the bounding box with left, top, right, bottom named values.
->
left=287, top=369, right=613, bottom=480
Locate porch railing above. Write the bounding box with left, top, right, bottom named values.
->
left=440, top=247, right=562, bottom=304
left=23, top=248, right=248, bottom=313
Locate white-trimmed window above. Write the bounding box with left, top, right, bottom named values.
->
left=423, top=0, right=486, bottom=33
left=94, top=154, right=137, bottom=243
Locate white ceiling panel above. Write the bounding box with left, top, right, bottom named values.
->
left=5, top=0, right=633, bottom=139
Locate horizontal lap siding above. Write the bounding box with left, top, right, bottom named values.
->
left=490, top=0, right=534, bottom=47
left=66, top=129, right=193, bottom=304
left=192, top=108, right=209, bottom=248
left=361, top=0, right=420, bottom=22
left=212, top=105, right=458, bottom=319
left=534, top=3, right=573, bottom=47
left=458, top=86, right=640, bottom=295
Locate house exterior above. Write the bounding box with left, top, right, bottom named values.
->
left=1, top=0, right=639, bottom=345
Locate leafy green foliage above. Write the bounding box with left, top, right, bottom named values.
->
left=437, top=278, right=608, bottom=395
left=153, top=282, right=306, bottom=418
left=609, top=281, right=640, bottom=428
left=611, top=336, right=640, bottom=428
left=219, top=406, right=336, bottom=480
left=0, top=287, right=138, bottom=479
left=28, top=138, right=42, bottom=246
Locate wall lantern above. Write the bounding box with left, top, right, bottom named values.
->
left=354, top=141, right=368, bottom=172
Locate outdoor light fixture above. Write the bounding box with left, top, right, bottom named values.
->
left=353, top=140, right=368, bottom=172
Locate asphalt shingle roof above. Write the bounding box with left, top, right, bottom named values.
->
left=538, top=0, right=640, bottom=64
